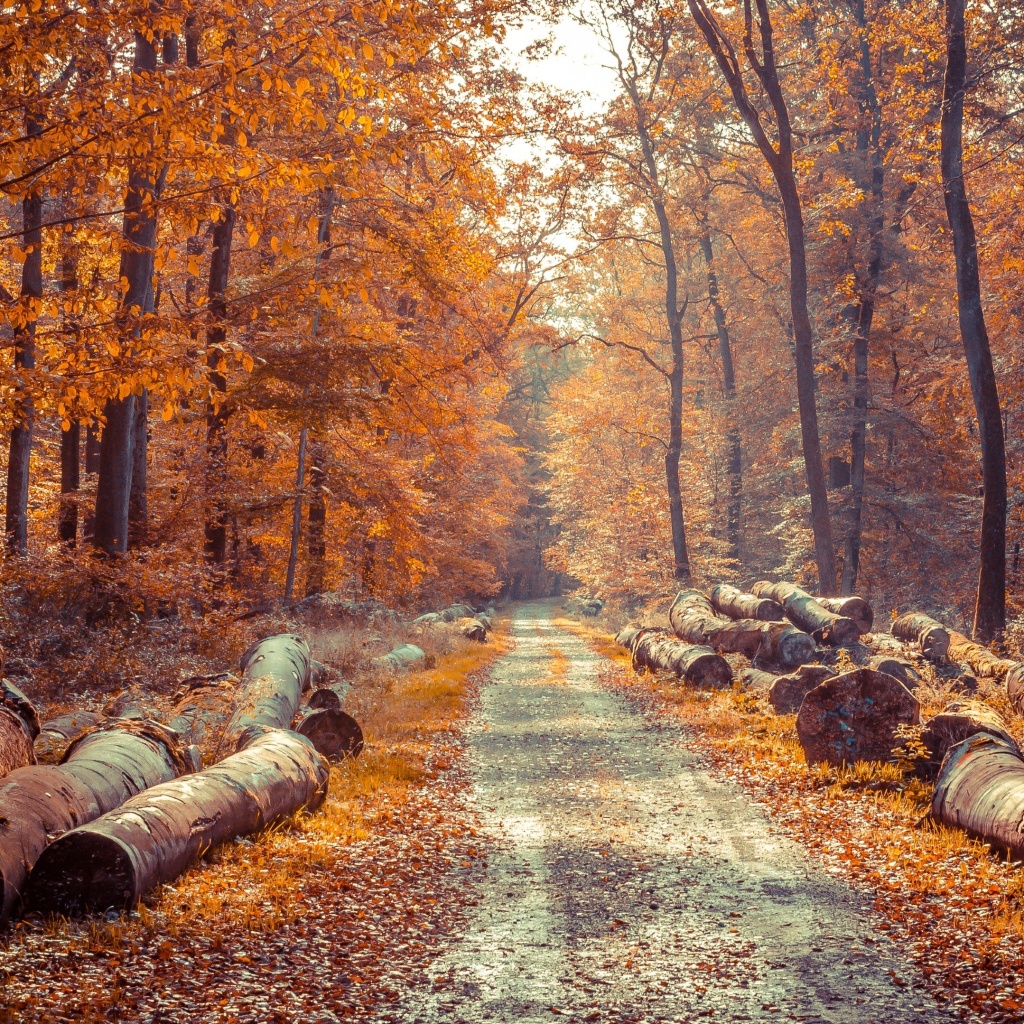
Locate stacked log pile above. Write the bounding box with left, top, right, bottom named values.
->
left=751, top=581, right=862, bottom=645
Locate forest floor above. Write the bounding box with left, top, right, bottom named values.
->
left=2, top=600, right=1018, bottom=1022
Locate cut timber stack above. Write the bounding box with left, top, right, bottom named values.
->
left=890, top=613, right=950, bottom=661
left=795, top=668, right=919, bottom=766
left=817, top=596, right=874, bottom=635
left=931, top=733, right=1024, bottom=861
left=0, top=719, right=191, bottom=923
left=620, top=627, right=731, bottom=689
left=751, top=581, right=862, bottom=646
left=0, top=681, right=40, bottom=778
left=29, top=730, right=328, bottom=915
left=708, top=584, right=784, bottom=622
left=669, top=590, right=814, bottom=669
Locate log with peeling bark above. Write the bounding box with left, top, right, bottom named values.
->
left=768, top=665, right=835, bottom=714
left=0, top=681, right=39, bottom=778
left=946, top=631, right=1017, bottom=679
left=919, top=701, right=1019, bottom=779
left=27, top=729, right=329, bottom=916
left=795, top=668, right=920, bottom=766
left=166, top=675, right=238, bottom=764
left=817, top=596, right=874, bottom=635
left=890, top=613, right=950, bottom=661
left=225, top=633, right=312, bottom=751
left=615, top=625, right=642, bottom=650
left=0, top=719, right=191, bottom=923
left=294, top=706, right=364, bottom=759
left=752, top=581, right=861, bottom=646
left=709, top=583, right=784, bottom=622
left=930, top=733, right=1024, bottom=860
left=34, top=710, right=106, bottom=764
left=669, top=589, right=814, bottom=669
left=628, top=628, right=732, bottom=689
left=1006, top=663, right=1024, bottom=713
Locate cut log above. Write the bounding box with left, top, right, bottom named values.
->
left=768, top=665, right=835, bottom=714
left=709, top=583, right=784, bottom=622
left=817, top=596, right=874, bottom=634
left=931, top=733, right=1024, bottom=860
left=1006, top=663, right=1024, bottom=713
left=225, top=633, right=312, bottom=751
left=166, top=676, right=238, bottom=763
left=740, top=667, right=779, bottom=690
left=919, top=701, right=1018, bottom=779
left=629, top=628, right=732, bottom=689
left=294, top=706, right=364, bottom=759
left=459, top=617, right=488, bottom=642
left=669, top=589, right=814, bottom=668
left=751, top=581, right=861, bottom=646
left=890, top=613, right=950, bottom=661
left=615, top=625, right=642, bottom=650
left=867, top=656, right=920, bottom=690
left=379, top=643, right=425, bottom=671
left=27, top=729, right=329, bottom=916
left=795, top=668, right=920, bottom=766
left=0, top=681, right=39, bottom=778
left=947, top=631, right=1016, bottom=679
left=0, top=719, right=191, bottom=923
left=307, top=681, right=353, bottom=710
left=34, top=710, right=105, bottom=764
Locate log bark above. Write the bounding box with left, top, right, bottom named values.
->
left=768, top=665, right=835, bottom=715
left=226, top=634, right=312, bottom=751
left=866, top=656, right=919, bottom=690
left=817, top=596, right=874, bottom=635
left=0, top=680, right=39, bottom=778
left=34, top=710, right=105, bottom=764
left=379, top=643, right=426, bottom=671
left=166, top=675, right=238, bottom=763
left=740, top=667, right=778, bottom=690
left=752, top=581, right=860, bottom=645
left=795, top=668, right=919, bottom=766
left=1006, top=663, right=1024, bottom=714
left=670, top=589, right=814, bottom=668
left=919, top=701, right=1018, bottom=780
left=709, top=584, right=784, bottom=622
left=946, top=631, right=1016, bottom=679
left=0, top=719, right=190, bottom=923
left=459, top=617, right=488, bottom=642
left=931, top=733, right=1024, bottom=859
left=294, top=706, right=363, bottom=760
left=628, top=628, right=732, bottom=689
left=27, top=729, right=328, bottom=915
left=890, top=613, right=950, bottom=660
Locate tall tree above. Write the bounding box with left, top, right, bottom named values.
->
left=940, top=0, right=1006, bottom=639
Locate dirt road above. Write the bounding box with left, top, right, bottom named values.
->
left=391, top=602, right=954, bottom=1024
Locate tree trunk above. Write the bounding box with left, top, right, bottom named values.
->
left=941, top=0, right=1007, bottom=640
left=0, top=681, right=39, bottom=779
left=1006, top=663, right=1024, bottom=713
left=27, top=729, right=328, bottom=916
left=127, top=387, right=148, bottom=548
left=294, top=705, right=363, bottom=760
left=58, top=222, right=81, bottom=546
left=688, top=0, right=836, bottom=592
left=946, top=630, right=1016, bottom=679
left=669, top=589, right=814, bottom=668
left=93, top=28, right=162, bottom=555
left=166, top=675, right=239, bottom=764
left=709, top=583, right=784, bottom=622
left=226, top=633, right=312, bottom=751
left=624, top=627, right=732, bottom=688
left=931, top=733, right=1024, bottom=860
left=796, top=668, right=919, bottom=766
left=34, top=710, right=105, bottom=764
left=0, top=719, right=189, bottom=923
left=751, top=581, right=860, bottom=645
left=85, top=426, right=101, bottom=474
left=890, top=612, right=950, bottom=660
left=919, top=700, right=1018, bottom=780
left=305, top=440, right=327, bottom=595
left=697, top=228, right=741, bottom=558
left=5, top=188, right=42, bottom=555
left=203, top=204, right=236, bottom=564
left=740, top=667, right=778, bottom=690
left=768, top=664, right=835, bottom=715
left=817, top=595, right=874, bottom=634
left=284, top=427, right=308, bottom=600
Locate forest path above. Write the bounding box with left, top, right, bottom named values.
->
left=388, top=600, right=953, bottom=1024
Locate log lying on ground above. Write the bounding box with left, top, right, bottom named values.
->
left=930, top=733, right=1024, bottom=860
left=740, top=667, right=779, bottom=690
left=294, top=706, right=364, bottom=759
left=890, top=613, right=950, bottom=661
left=1006, top=663, right=1024, bottom=713
left=867, top=656, right=920, bottom=690
left=769, top=665, right=835, bottom=714
left=947, top=631, right=1017, bottom=679
left=919, top=701, right=1019, bottom=779
left=225, top=633, right=312, bottom=751
left=795, top=668, right=919, bottom=766
left=34, top=710, right=105, bottom=764
left=817, top=596, right=874, bottom=635
left=669, top=589, right=814, bottom=668
left=166, top=675, right=238, bottom=763
left=1, top=681, right=39, bottom=778
left=28, top=729, right=329, bottom=916
left=752, top=581, right=861, bottom=646
left=710, top=584, right=784, bottom=622
left=629, top=628, right=732, bottom=689
left=615, top=625, right=642, bottom=650
left=0, top=719, right=191, bottom=923
left=459, top=617, right=488, bottom=642
left=308, top=682, right=352, bottom=709
left=378, top=643, right=426, bottom=671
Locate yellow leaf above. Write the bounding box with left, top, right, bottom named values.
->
left=362, top=43, right=374, bottom=60
left=248, top=229, right=260, bottom=248
left=162, top=402, right=175, bottom=422
left=359, top=287, right=369, bottom=302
